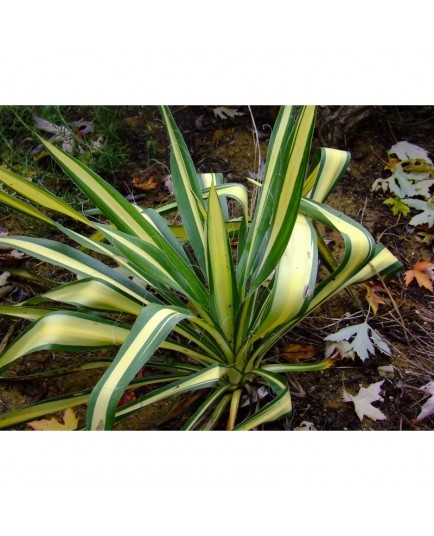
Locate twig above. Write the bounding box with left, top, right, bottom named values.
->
left=370, top=264, right=412, bottom=347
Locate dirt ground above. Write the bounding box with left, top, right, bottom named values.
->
left=1, top=105, right=433, bottom=430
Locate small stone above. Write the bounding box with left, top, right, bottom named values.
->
left=377, top=365, right=394, bottom=379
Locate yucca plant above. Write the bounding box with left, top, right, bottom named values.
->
left=0, top=106, right=402, bottom=430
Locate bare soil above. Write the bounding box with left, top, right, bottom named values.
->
left=1, top=105, right=433, bottom=431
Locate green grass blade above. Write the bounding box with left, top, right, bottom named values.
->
left=237, top=106, right=296, bottom=283
left=0, top=360, right=111, bottom=381
left=263, top=358, right=336, bottom=373
left=95, top=224, right=210, bottom=310
left=199, top=393, right=232, bottom=430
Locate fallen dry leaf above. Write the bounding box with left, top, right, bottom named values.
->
left=281, top=343, right=319, bottom=363
left=342, top=380, right=387, bottom=422
left=213, top=107, right=245, bottom=120
left=132, top=173, right=159, bottom=191
left=117, top=390, right=136, bottom=407
left=27, top=408, right=79, bottom=431
left=0, top=249, right=28, bottom=266
left=324, top=322, right=390, bottom=363
left=418, top=231, right=434, bottom=245
left=388, top=141, right=433, bottom=164
left=293, top=421, right=317, bottom=431
left=416, top=381, right=434, bottom=421
left=403, top=261, right=434, bottom=292
left=362, top=281, right=388, bottom=315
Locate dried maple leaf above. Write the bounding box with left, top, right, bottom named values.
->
left=403, top=261, right=434, bottom=292
left=362, top=281, right=388, bottom=315
left=388, top=141, right=433, bottom=164
left=281, top=343, right=319, bottom=363
left=406, top=198, right=434, bottom=228
left=324, top=322, right=390, bottom=362
left=213, top=107, right=245, bottom=120
left=342, top=380, right=387, bottom=422
left=27, top=408, right=79, bottom=431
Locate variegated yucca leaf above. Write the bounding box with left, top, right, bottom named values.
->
left=87, top=304, right=193, bottom=430
left=0, top=371, right=188, bottom=429
left=0, top=105, right=403, bottom=431
left=0, top=165, right=91, bottom=225
left=0, top=305, right=62, bottom=321
left=250, top=214, right=317, bottom=342
left=234, top=369, right=292, bottom=430
left=238, top=106, right=316, bottom=296
left=303, top=147, right=351, bottom=202
left=0, top=235, right=153, bottom=304
left=0, top=311, right=130, bottom=374
left=159, top=106, right=207, bottom=272
left=0, top=392, right=90, bottom=429
left=25, top=278, right=144, bottom=315
left=113, top=364, right=229, bottom=428
left=205, top=184, right=238, bottom=349
left=0, top=188, right=55, bottom=226
left=38, top=136, right=167, bottom=243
